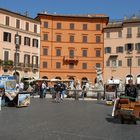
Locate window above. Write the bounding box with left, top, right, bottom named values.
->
left=135, top=43, right=140, bottom=52
left=125, top=43, right=134, bottom=52
left=96, top=50, right=101, bottom=57
left=34, top=24, right=37, bottom=33
left=14, top=53, right=20, bottom=64
left=127, top=58, right=132, bottom=67
left=105, top=47, right=111, bottom=53
left=3, top=32, right=11, bottom=42
left=106, top=32, right=110, bottom=38
left=96, top=36, right=101, bottom=43
left=16, top=19, right=20, bottom=29
left=56, top=62, right=61, bottom=69
left=56, top=35, right=61, bottom=42
left=70, top=35, right=74, bottom=43
left=43, top=48, right=48, bottom=56
left=5, top=16, right=10, bottom=26
left=43, top=61, right=47, bottom=68
left=118, top=31, right=122, bottom=38
left=96, top=63, right=101, bottom=68
left=24, top=37, right=30, bottom=46
left=70, top=23, right=74, bottom=30
left=57, top=23, right=61, bottom=29
left=44, top=22, right=48, bottom=28
left=83, top=24, right=87, bottom=30
left=138, top=58, right=140, bottom=66
left=118, top=60, right=122, bottom=67
left=4, top=51, right=9, bottom=61
left=82, top=50, right=87, bottom=57
left=82, top=36, right=87, bottom=43
left=69, top=50, right=74, bottom=58
left=69, top=62, right=74, bottom=69
left=43, top=34, right=48, bottom=41
left=25, top=22, right=29, bottom=31
left=32, top=56, right=38, bottom=66
left=137, top=27, right=140, bottom=37
left=24, top=54, right=30, bottom=65
left=56, top=49, right=61, bottom=56
left=116, top=46, right=123, bottom=53
left=127, top=28, right=132, bottom=38
left=82, top=63, right=87, bottom=69
left=32, top=39, right=38, bottom=47
left=96, top=24, right=101, bottom=30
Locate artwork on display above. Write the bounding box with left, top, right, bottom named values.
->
left=17, top=94, right=30, bottom=107
left=0, top=97, right=1, bottom=111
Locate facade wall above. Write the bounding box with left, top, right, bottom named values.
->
left=0, top=9, right=40, bottom=82
left=38, top=14, right=108, bottom=83
left=104, top=20, right=140, bottom=84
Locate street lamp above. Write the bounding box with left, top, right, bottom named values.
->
left=15, top=32, right=20, bottom=82
left=128, top=51, right=132, bottom=80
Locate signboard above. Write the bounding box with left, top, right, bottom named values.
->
left=108, top=79, right=120, bottom=84
left=17, top=93, right=30, bottom=107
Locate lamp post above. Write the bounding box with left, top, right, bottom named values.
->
left=128, top=51, right=132, bottom=80
left=15, top=32, right=20, bottom=82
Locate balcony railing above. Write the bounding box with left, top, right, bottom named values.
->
left=2, top=60, right=13, bottom=68
left=63, top=56, right=79, bottom=65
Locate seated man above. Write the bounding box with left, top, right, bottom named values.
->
left=125, top=79, right=138, bottom=101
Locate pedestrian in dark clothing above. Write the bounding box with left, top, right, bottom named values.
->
left=125, top=79, right=138, bottom=101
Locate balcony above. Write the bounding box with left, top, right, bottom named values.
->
left=63, top=56, right=79, bottom=65
left=2, top=60, right=13, bottom=69
left=23, top=63, right=32, bottom=71
left=14, top=62, right=24, bottom=70
left=32, top=64, right=39, bottom=71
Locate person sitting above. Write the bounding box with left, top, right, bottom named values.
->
left=125, top=79, right=138, bottom=101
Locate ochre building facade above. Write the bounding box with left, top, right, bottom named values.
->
left=36, top=13, right=108, bottom=82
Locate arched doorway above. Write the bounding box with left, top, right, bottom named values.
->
left=55, top=76, right=61, bottom=80
left=13, top=72, right=20, bottom=83
left=68, top=77, right=75, bottom=81
left=42, top=76, right=48, bottom=79
left=137, top=75, right=140, bottom=85
left=81, top=77, right=88, bottom=86
left=126, top=75, right=133, bottom=84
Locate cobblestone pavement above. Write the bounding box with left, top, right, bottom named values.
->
left=0, top=98, right=140, bottom=140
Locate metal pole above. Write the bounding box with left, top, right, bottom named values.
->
left=129, top=56, right=132, bottom=80
left=15, top=32, right=19, bottom=83
left=15, top=44, right=18, bottom=82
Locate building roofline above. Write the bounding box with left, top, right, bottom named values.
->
left=0, top=8, right=40, bottom=24
left=36, top=12, right=109, bottom=21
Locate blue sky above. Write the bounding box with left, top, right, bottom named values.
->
left=0, top=0, right=140, bottom=20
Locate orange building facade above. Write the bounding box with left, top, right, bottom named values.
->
left=36, top=13, right=108, bottom=83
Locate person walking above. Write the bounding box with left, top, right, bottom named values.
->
left=41, top=81, right=47, bottom=98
